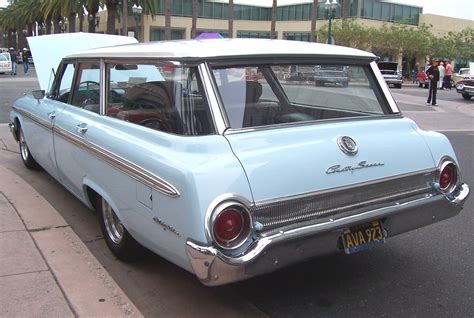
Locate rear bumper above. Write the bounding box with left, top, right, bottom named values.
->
left=186, top=183, right=469, bottom=286
left=384, top=78, right=403, bottom=85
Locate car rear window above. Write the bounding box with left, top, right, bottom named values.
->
left=212, top=63, right=390, bottom=129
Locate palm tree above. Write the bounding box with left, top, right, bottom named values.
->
left=270, top=0, right=277, bottom=39
left=164, top=0, right=171, bottom=40
left=84, top=0, right=101, bottom=33
left=342, top=0, right=350, bottom=19
left=310, top=0, right=318, bottom=42
left=191, top=0, right=197, bottom=39
left=228, top=0, right=233, bottom=38
left=105, top=0, right=119, bottom=34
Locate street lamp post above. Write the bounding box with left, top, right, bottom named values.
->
left=324, top=0, right=338, bottom=45
left=132, top=5, right=143, bottom=41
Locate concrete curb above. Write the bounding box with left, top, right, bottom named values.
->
left=0, top=165, right=143, bottom=317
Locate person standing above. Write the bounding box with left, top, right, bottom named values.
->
left=444, top=60, right=453, bottom=89
left=9, top=48, right=17, bottom=75
left=426, top=59, right=440, bottom=106
left=412, top=62, right=419, bottom=84
left=21, top=48, right=29, bottom=74
left=437, top=61, right=445, bottom=89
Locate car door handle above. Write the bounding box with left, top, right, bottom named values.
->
left=47, top=111, right=56, bottom=120
left=75, top=123, right=88, bottom=134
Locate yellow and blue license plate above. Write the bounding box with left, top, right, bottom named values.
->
left=342, top=220, right=386, bottom=254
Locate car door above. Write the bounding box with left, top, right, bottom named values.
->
left=53, top=60, right=102, bottom=201
left=18, top=63, right=75, bottom=180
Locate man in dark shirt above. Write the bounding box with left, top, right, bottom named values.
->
left=425, top=59, right=440, bottom=106
left=9, top=48, right=17, bottom=75
left=21, top=48, right=29, bottom=74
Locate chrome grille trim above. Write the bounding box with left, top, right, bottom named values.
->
left=251, top=169, right=436, bottom=231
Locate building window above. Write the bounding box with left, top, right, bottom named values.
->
left=284, top=32, right=310, bottom=42
left=237, top=31, right=271, bottom=39
left=149, top=27, right=185, bottom=41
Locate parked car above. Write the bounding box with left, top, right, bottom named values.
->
left=416, top=70, right=428, bottom=88
left=0, top=52, right=12, bottom=74
left=456, top=80, right=474, bottom=100
left=314, top=64, right=349, bottom=87
left=377, top=61, right=403, bottom=88
left=452, top=67, right=474, bottom=84
left=10, top=35, right=470, bottom=286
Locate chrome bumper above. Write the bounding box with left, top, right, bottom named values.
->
left=186, top=184, right=469, bottom=286
left=8, top=122, right=18, bottom=142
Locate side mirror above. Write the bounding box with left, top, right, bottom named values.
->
left=32, top=90, right=45, bottom=101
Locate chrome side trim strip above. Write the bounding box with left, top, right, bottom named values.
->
left=198, top=62, right=228, bottom=135
left=371, top=61, right=400, bottom=114
left=13, top=107, right=53, bottom=131
left=53, top=125, right=180, bottom=197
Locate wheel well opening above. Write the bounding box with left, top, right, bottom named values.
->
left=85, top=186, right=100, bottom=212
left=14, top=117, right=20, bottom=139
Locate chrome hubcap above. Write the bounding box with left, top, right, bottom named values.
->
left=101, top=198, right=124, bottom=244
left=19, top=129, right=29, bottom=161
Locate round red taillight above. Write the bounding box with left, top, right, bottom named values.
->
left=212, top=205, right=251, bottom=248
left=439, top=163, right=456, bottom=191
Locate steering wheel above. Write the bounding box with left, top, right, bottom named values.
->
left=79, top=80, right=100, bottom=90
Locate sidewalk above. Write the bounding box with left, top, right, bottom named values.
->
left=0, top=130, right=143, bottom=317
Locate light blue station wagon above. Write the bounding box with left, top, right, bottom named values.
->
left=9, top=34, right=470, bottom=286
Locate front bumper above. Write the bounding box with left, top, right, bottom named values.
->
left=186, top=184, right=469, bottom=286
left=456, top=85, right=474, bottom=96
left=8, top=122, right=18, bottom=142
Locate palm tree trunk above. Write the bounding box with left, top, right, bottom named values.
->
left=164, top=0, right=171, bottom=40
left=88, top=12, right=98, bottom=33
left=45, top=17, right=52, bottom=34
left=228, top=0, right=233, bottom=38
left=270, top=0, right=277, bottom=39
left=53, top=15, right=61, bottom=34
left=310, top=0, right=318, bottom=42
left=342, top=0, right=350, bottom=19
left=79, top=13, right=84, bottom=32
left=121, top=0, right=128, bottom=36
left=68, top=12, right=76, bottom=33
left=106, top=0, right=118, bottom=34
left=191, top=0, right=197, bottom=39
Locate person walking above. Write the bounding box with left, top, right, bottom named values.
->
left=426, top=59, right=440, bottom=106
left=444, top=60, right=453, bottom=89
left=9, top=48, right=17, bottom=75
left=21, top=48, right=29, bottom=74
left=437, top=61, right=445, bottom=89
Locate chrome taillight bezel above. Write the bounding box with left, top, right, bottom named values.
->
left=437, top=157, right=459, bottom=195
left=205, top=195, right=253, bottom=250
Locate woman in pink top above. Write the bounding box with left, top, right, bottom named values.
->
left=444, top=61, right=453, bottom=89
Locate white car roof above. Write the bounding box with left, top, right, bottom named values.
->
left=66, top=38, right=376, bottom=60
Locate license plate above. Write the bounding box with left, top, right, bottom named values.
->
left=342, top=220, right=386, bottom=254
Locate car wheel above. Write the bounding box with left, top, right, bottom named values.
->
left=341, top=81, right=348, bottom=87
left=462, top=94, right=472, bottom=100
left=18, top=125, right=40, bottom=170
left=315, top=80, right=321, bottom=86
left=395, top=84, right=402, bottom=89
left=97, top=197, right=144, bottom=261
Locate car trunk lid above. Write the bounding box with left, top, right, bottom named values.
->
left=225, top=117, right=435, bottom=203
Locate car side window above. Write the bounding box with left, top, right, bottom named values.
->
left=52, top=63, right=75, bottom=103
left=105, top=62, right=214, bottom=136
left=70, top=62, right=101, bottom=113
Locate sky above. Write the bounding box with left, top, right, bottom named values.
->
left=1, top=0, right=473, bottom=20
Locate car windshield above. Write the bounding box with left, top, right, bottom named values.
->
left=212, top=63, right=390, bottom=129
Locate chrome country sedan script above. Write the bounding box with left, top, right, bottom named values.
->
left=326, top=161, right=385, bottom=174
left=9, top=34, right=470, bottom=286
